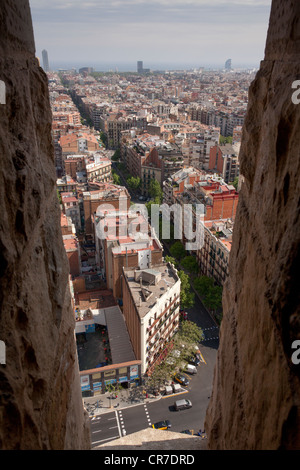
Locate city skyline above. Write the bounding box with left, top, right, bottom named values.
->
left=29, top=0, right=272, bottom=71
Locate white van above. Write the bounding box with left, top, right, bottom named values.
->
left=185, top=364, right=197, bottom=375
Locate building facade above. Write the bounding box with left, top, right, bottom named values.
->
left=122, top=263, right=181, bottom=375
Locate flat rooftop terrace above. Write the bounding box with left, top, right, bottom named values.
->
left=123, top=263, right=179, bottom=319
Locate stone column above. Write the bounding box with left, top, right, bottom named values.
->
left=0, top=0, right=90, bottom=449
left=205, top=0, right=300, bottom=450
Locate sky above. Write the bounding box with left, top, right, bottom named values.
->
left=29, top=0, right=273, bottom=71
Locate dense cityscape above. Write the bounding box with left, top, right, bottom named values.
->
left=2, top=0, right=299, bottom=454
left=46, top=54, right=255, bottom=445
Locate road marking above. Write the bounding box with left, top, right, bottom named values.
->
left=115, top=410, right=122, bottom=438
left=91, top=416, right=101, bottom=421
left=199, top=351, right=206, bottom=364
left=144, top=404, right=152, bottom=425
left=161, top=390, right=189, bottom=399
left=201, top=337, right=219, bottom=342
left=92, top=429, right=102, bottom=434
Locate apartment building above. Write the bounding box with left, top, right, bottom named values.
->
left=189, top=106, right=245, bottom=137
left=92, top=203, right=164, bottom=297
left=209, top=143, right=240, bottom=183
left=163, top=168, right=238, bottom=258
left=122, top=263, right=181, bottom=375
left=196, top=219, right=233, bottom=286
left=141, top=147, right=163, bottom=196
left=64, top=155, right=86, bottom=180
left=82, top=183, right=131, bottom=238
left=110, top=236, right=163, bottom=301
left=163, top=167, right=207, bottom=206
left=100, top=113, right=147, bottom=149
left=61, top=192, right=82, bottom=232
left=59, top=132, right=99, bottom=157
left=61, top=213, right=81, bottom=278
left=56, top=175, right=78, bottom=194
left=85, top=157, right=112, bottom=184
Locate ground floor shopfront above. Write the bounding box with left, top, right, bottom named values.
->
left=80, top=360, right=142, bottom=397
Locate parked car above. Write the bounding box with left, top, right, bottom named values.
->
left=185, top=364, right=197, bottom=375
left=152, top=420, right=171, bottom=430
left=174, top=399, right=192, bottom=411
left=174, top=373, right=189, bottom=386
left=189, top=354, right=200, bottom=366
left=164, top=385, right=173, bottom=395
left=172, top=383, right=181, bottom=393
left=181, top=429, right=195, bottom=435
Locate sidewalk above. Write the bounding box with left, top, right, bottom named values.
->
left=83, top=384, right=187, bottom=417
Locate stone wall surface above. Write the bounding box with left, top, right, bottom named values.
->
left=205, top=0, right=300, bottom=450
left=0, top=0, right=90, bottom=449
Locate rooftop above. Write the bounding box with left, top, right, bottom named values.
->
left=123, top=263, right=180, bottom=319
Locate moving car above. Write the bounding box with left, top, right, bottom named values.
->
left=174, top=373, right=189, bottom=386
left=174, top=399, right=192, bottom=411
left=152, top=420, right=171, bottom=430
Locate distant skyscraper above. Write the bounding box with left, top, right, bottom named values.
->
left=225, top=59, right=232, bottom=71
left=137, top=61, right=143, bottom=73
left=42, top=49, right=50, bottom=72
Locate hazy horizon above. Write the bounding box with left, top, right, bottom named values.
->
left=45, top=59, right=260, bottom=73
left=29, top=0, right=272, bottom=72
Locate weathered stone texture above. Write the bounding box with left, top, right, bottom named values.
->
left=205, top=0, right=300, bottom=450
left=0, top=0, right=90, bottom=449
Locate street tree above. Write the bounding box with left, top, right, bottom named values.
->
left=127, top=175, right=141, bottom=190
left=148, top=179, right=163, bottom=203
left=181, top=255, right=199, bottom=274
left=170, top=241, right=186, bottom=260
left=178, top=270, right=195, bottom=309
left=112, top=169, right=121, bottom=185
left=193, top=275, right=214, bottom=297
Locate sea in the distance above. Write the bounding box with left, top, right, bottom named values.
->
left=48, top=60, right=258, bottom=73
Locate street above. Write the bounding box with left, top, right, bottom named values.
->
left=89, top=165, right=220, bottom=448
left=90, top=325, right=219, bottom=448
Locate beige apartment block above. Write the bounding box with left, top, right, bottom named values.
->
left=122, top=263, right=181, bottom=375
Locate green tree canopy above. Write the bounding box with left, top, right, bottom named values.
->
left=127, top=175, right=141, bottom=190
left=230, top=176, right=239, bottom=191
left=111, top=149, right=120, bottom=161
left=181, top=255, right=199, bottom=274
left=204, top=285, right=223, bottom=312
left=148, top=179, right=163, bottom=203
left=165, top=255, right=177, bottom=266
left=147, top=362, right=172, bottom=390
left=219, top=135, right=233, bottom=145
left=178, top=270, right=195, bottom=309
left=112, top=170, right=121, bottom=185
left=145, top=197, right=161, bottom=218
left=170, top=241, right=186, bottom=260
left=100, top=132, right=108, bottom=148
left=193, top=276, right=223, bottom=313
left=193, top=276, right=214, bottom=297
